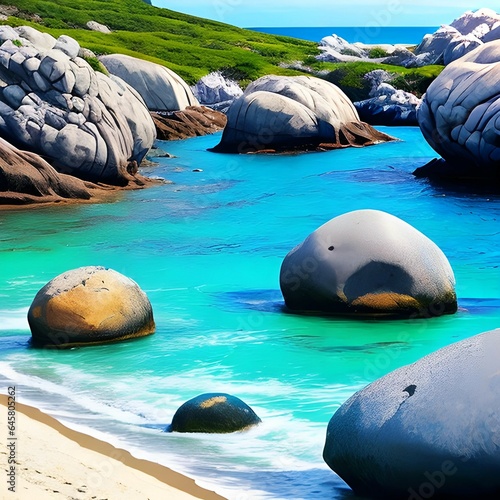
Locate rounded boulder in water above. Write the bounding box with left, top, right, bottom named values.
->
left=279, top=209, right=457, bottom=318
left=323, top=328, right=500, bottom=498
left=28, top=266, right=155, bottom=348
left=169, top=393, right=261, bottom=433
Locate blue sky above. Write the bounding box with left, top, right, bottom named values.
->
left=152, top=1, right=495, bottom=27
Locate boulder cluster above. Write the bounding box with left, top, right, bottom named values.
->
left=354, top=70, right=421, bottom=126
left=0, top=25, right=155, bottom=185
left=317, top=8, right=500, bottom=68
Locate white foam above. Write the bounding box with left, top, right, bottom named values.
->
left=0, top=308, right=29, bottom=330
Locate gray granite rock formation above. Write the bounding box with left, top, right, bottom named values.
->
left=212, top=75, right=394, bottom=153
left=191, top=72, right=243, bottom=113
left=0, top=26, right=155, bottom=185
left=323, top=328, right=500, bottom=498
left=100, top=53, right=199, bottom=112
left=417, top=40, right=500, bottom=180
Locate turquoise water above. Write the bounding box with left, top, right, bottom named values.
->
left=1, top=127, right=500, bottom=499
left=248, top=26, right=438, bottom=44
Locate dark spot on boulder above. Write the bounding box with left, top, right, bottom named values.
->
left=403, top=384, right=416, bottom=396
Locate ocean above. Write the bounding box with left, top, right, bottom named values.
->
left=1, top=127, right=500, bottom=499
left=248, top=26, right=439, bottom=44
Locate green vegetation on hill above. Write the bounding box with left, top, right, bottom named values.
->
left=2, top=0, right=319, bottom=84
left=322, top=62, right=443, bottom=101
left=1, top=0, right=443, bottom=93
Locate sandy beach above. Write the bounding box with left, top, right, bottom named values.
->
left=0, top=394, right=225, bottom=500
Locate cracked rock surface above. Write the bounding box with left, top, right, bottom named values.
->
left=418, top=40, right=500, bottom=180
left=0, top=26, right=155, bottom=185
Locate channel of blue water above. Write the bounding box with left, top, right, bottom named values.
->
left=1, top=127, right=499, bottom=499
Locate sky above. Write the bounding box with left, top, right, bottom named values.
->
left=152, top=1, right=497, bottom=28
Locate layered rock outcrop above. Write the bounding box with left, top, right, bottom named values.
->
left=324, top=328, right=500, bottom=498
left=280, top=209, right=457, bottom=318
left=417, top=40, right=500, bottom=181
left=0, top=136, right=92, bottom=204
left=212, top=75, right=394, bottom=153
left=152, top=106, right=226, bottom=141
left=99, top=54, right=199, bottom=112
left=169, top=393, right=261, bottom=433
left=28, top=266, right=155, bottom=348
left=0, top=26, right=155, bottom=185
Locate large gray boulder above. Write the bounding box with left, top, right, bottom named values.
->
left=28, top=266, right=155, bottom=348
left=417, top=40, right=500, bottom=180
left=414, top=25, right=462, bottom=64
left=323, top=328, right=500, bottom=498
left=100, top=54, right=198, bottom=112
left=280, top=209, right=457, bottom=318
left=212, top=75, right=394, bottom=153
left=0, top=27, right=155, bottom=185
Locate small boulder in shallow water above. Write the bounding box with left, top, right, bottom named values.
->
left=280, top=209, right=457, bottom=318
left=169, top=393, right=261, bottom=433
left=323, top=328, right=500, bottom=498
left=28, top=266, right=155, bottom=348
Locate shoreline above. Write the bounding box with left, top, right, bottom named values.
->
left=0, top=394, right=226, bottom=500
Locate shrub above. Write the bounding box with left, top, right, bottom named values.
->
left=368, top=47, right=389, bottom=58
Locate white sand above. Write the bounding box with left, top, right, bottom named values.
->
left=0, top=394, right=225, bottom=500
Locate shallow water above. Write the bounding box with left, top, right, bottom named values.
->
left=1, top=127, right=499, bottom=499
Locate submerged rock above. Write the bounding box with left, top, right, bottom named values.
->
left=212, top=75, right=394, bottom=153
left=169, top=393, right=261, bottom=433
left=417, top=40, right=500, bottom=181
left=0, top=26, right=155, bottom=185
left=280, top=209, right=457, bottom=318
left=28, top=266, right=155, bottom=348
left=99, top=54, right=198, bottom=112
left=323, top=328, right=500, bottom=498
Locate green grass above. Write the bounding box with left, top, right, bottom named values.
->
left=1, top=0, right=443, bottom=93
left=321, top=62, right=443, bottom=101
left=2, top=0, right=319, bottom=85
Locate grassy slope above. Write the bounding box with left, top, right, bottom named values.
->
left=2, top=0, right=443, bottom=92
left=3, top=0, right=320, bottom=84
